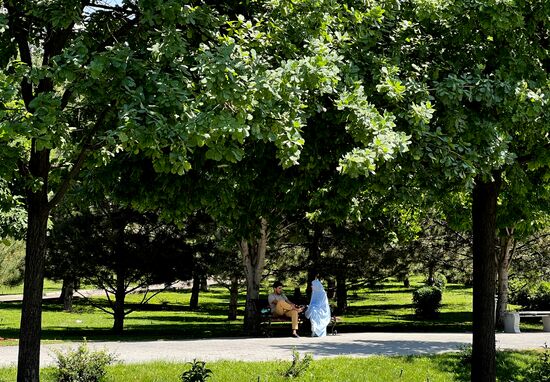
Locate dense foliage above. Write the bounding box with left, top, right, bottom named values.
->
left=412, top=286, right=442, bottom=318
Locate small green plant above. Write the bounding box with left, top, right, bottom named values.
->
left=525, top=344, right=550, bottom=382
left=180, top=359, right=212, bottom=382
left=412, top=286, right=442, bottom=318
left=457, top=344, right=472, bottom=366
left=283, top=348, right=313, bottom=378
left=53, top=341, right=116, bottom=382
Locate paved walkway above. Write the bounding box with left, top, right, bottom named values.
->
left=0, top=332, right=548, bottom=367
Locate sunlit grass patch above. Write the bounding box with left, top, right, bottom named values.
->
left=0, top=352, right=540, bottom=382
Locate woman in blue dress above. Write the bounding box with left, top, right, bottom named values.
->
left=305, top=279, right=331, bottom=337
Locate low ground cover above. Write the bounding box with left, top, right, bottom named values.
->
left=0, top=352, right=541, bottom=381
left=0, top=277, right=542, bottom=344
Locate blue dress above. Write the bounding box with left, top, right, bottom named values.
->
left=305, top=279, right=331, bottom=337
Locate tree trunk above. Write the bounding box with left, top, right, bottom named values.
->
left=190, top=273, right=200, bottom=310
left=18, top=148, right=50, bottom=382
left=471, top=175, right=501, bottom=382
left=326, top=278, right=336, bottom=299
left=200, top=275, right=209, bottom=292
left=241, top=218, right=268, bottom=336
left=60, top=278, right=74, bottom=312
left=336, top=274, right=347, bottom=314
left=112, top=269, right=126, bottom=334
left=306, top=225, right=322, bottom=299
left=228, top=275, right=239, bottom=320
left=427, top=265, right=435, bottom=286
left=495, top=231, right=514, bottom=330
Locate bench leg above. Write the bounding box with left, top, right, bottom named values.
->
left=503, top=312, right=520, bottom=333
left=330, top=317, right=338, bottom=335
left=542, top=316, right=550, bottom=332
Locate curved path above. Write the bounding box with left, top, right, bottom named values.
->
left=0, top=332, right=548, bottom=367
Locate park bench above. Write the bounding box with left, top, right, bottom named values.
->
left=256, top=299, right=341, bottom=336
left=502, top=311, right=550, bottom=333
left=257, top=299, right=304, bottom=337
left=329, top=315, right=342, bottom=335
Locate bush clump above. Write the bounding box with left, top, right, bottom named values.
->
left=0, top=240, right=25, bottom=287
left=510, top=282, right=550, bottom=310
left=53, top=342, right=116, bottom=382
left=412, top=286, right=442, bottom=318
left=525, top=344, right=550, bottom=382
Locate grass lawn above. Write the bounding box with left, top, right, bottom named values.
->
left=0, top=351, right=541, bottom=381
left=0, top=279, right=62, bottom=296
left=0, top=277, right=543, bottom=344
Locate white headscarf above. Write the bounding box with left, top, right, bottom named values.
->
left=305, top=279, right=331, bottom=337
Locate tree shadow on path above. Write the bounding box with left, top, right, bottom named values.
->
left=273, top=339, right=467, bottom=358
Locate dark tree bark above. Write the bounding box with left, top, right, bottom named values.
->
left=326, top=278, right=336, bottom=299
left=336, top=274, right=347, bottom=314
left=190, top=273, right=200, bottom=310
left=427, top=265, right=435, bottom=286
left=471, top=174, right=501, bottom=382
left=17, top=147, right=50, bottom=382
left=60, top=278, right=75, bottom=312
left=200, top=275, right=209, bottom=292
left=112, top=268, right=127, bottom=334
left=228, top=275, right=239, bottom=320
left=306, top=225, right=322, bottom=299
left=242, top=218, right=268, bottom=335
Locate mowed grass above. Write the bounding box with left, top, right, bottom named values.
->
left=0, top=279, right=62, bottom=296
left=0, top=277, right=543, bottom=344
left=0, top=352, right=540, bottom=381
left=342, top=279, right=475, bottom=332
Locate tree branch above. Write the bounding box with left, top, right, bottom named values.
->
left=5, top=2, right=34, bottom=109
left=48, top=108, right=108, bottom=209
left=74, top=289, right=115, bottom=315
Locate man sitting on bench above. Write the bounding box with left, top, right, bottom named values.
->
left=268, top=281, right=304, bottom=338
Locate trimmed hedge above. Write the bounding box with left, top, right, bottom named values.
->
left=412, top=286, right=442, bottom=318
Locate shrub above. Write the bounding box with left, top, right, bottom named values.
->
left=510, top=282, right=550, bottom=310
left=181, top=359, right=212, bottom=382
left=53, top=342, right=116, bottom=382
left=412, top=286, right=442, bottom=318
left=283, top=348, right=313, bottom=378
left=457, top=344, right=472, bottom=366
left=524, top=344, right=550, bottom=382
left=0, top=240, right=25, bottom=287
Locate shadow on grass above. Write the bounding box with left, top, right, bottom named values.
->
left=124, top=314, right=228, bottom=323
left=362, top=289, right=416, bottom=295
left=350, top=303, right=415, bottom=311
left=435, top=351, right=535, bottom=382
left=0, top=301, right=21, bottom=311
left=445, top=285, right=473, bottom=293
left=0, top=323, right=247, bottom=343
